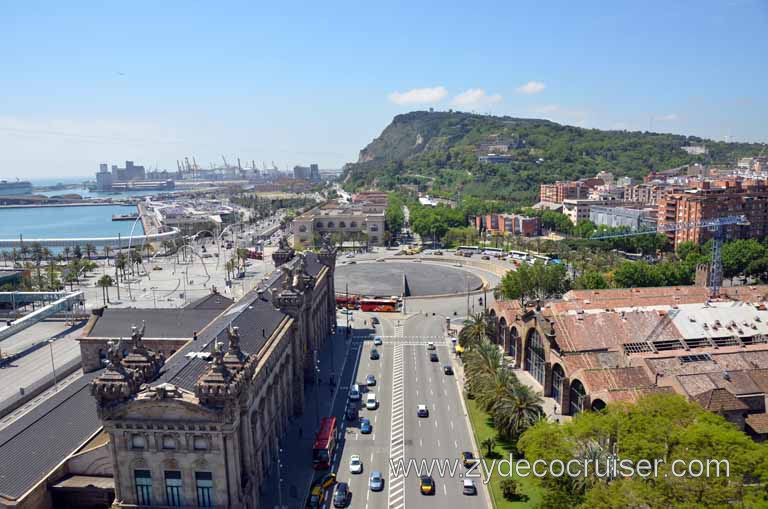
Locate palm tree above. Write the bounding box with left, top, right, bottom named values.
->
left=19, top=244, right=29, bottom=262
left=103, top=245, right=112, bottom=266
left=97, top=274, right=114, bottom=305
left=62, top=246, right=71, bottom=262
left=84, top=242, right=96, bottom=260
left=492, top=383, right=544, bottom=440
left=10, top=248, right=18, bottom=266
left=464, top=339, right=503, bottom=396
left=480, top=437, right=496, bottom=457
left=459, top=312, right=495, bottom=348
left=475, top=367, right=519, bottom=413
left=142, top=243, right=155, bottom=258
left=115, top=252, right=128, bottom=281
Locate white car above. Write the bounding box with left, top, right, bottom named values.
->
left=417, top=404, right=429, bottom=417
left=366, top=393, right=378, bottom=410
left=373, top=336, right=383, bottom=346
left=427, top=342, right=435, bottom=350
left=349, top=384, right=361, bottom=401
left=350, top=454, right=363, bottom=474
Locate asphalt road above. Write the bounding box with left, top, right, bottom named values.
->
left=328, top=312, right=489, bottom=509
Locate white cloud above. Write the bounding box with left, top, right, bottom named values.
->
left=655, top=113, right=678, bottom=121
left=450, top=89, right=503, bottom=107
left=387, top=86, right=448, bottom=105
left=516, top=81, right=546, bottom=95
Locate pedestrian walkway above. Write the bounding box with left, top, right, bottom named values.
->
left=259, top=328, right=357, bottom=509
left=507, top=359, right=570, bottom=423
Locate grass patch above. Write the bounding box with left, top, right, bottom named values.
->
left=465, top=397, right=542, bottom=508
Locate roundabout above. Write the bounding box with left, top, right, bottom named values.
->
left=334, top=261, right=484, bottom=297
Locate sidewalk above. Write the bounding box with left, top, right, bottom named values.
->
left=259, top=325, right=356, bottom=509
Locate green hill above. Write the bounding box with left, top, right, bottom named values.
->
left=343, top=111, right=763, bottom=205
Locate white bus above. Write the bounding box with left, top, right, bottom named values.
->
left=482, top=247, right=504, bottom=257
left=457, top=245, right=481, bottom=254
left=507, top=250, right=529, bottom=261
left=529, top=254, right=554, bottom=265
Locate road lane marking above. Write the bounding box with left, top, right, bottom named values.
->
left=437, top=439, right=440, bottom=447
left=443, top=485, right=447, bottom=495
left=388, top=340, right=406, bottom=509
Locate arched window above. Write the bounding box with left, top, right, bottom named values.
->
left=339, top=221, right=346, bottom=228
left=551, top=363, right=565, bottom=407
left=509, top=326, right=519, bottom=360
left=525, top=329, right=546, bottom=386
left=327, top=221, right=335, bottom=228
left=370, top=224, right=379, bottom=231
left=498, top=317, right=507, bottom=350
left=591, top=399, right=606, bottom=412
left=315, top=222, right=323, bottom=229
left=299, top=225, right=307, bottom=232
left=569, top=379, right=587, bottom=415
left=350, top=221, right=357, bottom=228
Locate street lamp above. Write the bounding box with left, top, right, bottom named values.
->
left=48, top=339, right=57, bottom=387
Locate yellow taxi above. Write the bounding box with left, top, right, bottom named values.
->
left=419, top=475, right=435, bottom=495
left=307, top=485, right=325, bottom=509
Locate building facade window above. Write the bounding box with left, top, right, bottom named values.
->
left=370, top=224, right=379, bottom=231
left=569, top=379, right=587, bottom=415
left=551, top=364, right=565, bottom=406
left=162, top=436, right=177, bottom=450
left=131, top=434, right=146, bottom=449
left=525, top=329, right=546, bottom=386
left=299, top=225, right=307, bottom=232
left=196, top=472, right=214, bottom=507
left=350, top=221, right=357, bottom=227
left=339, top=221, right=346, bottom=228
left=165, top=470, right=183, bottom=507
left=315, top=222, right=323, bottom=228
left=193, top=437, right=209, bottom=451
left=327, top=221, right=335, bottom=228
left=134, top=470, right=153, bottom=506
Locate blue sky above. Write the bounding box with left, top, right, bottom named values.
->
left=1, top=1, right=766, bottom=178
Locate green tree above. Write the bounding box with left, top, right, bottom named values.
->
left=721, top=239, right=765, bottom=282
left=574, top=270, right=609, bottom=290
left=497, top=261, right=569, bottom=305
left=97, top=274, right=114, bottom=305
left=480, top=437, right=496, bottom=457
left=458, top=313, right=495, bottom=348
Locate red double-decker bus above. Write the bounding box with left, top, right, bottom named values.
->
left=335, top=295, right=359, bottom=310
left=312, top=417, right=337, bottom=469
left=360, top=298, right=398, bottom=312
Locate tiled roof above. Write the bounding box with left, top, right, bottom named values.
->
left=578, top=366, right=654, bottom=393
left=551, top=310, right=682, bottom=352
left=559, top=352, right=623, bottom=374
left=0, top=372, right=101, bottom=500
left=692, top=388, right=749, bottom=412
left=185, top=292, right=234, bottom=311
left=592, top=386, right=673, bottom=404
left=745, top=413, right=768, bottom=434
left=678, top=369, right=766, bottom=398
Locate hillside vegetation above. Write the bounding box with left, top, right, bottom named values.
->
left=343, top=111, right=762, bottom=206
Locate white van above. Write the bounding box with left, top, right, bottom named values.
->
left=365, top=393, right=377, bottom=410
left=349, top=384, right=361, bottom=401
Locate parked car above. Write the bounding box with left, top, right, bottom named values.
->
left=366, top=393, right=378, bottom=410
left=307, top=485, right=324, bottom=509
left=417, top=404, right=429, bottom=417
left=371, top=316, right=380, bottom=324
left=365, top=374, right=377, bottom=386
left=349, top=384, right=361, bottom=401
left=345, top=405, right=358, bottom=421
left=360, top=418, right=372, bottom=434
left=319, top=472, right=337, bottom=489
left=369, top=471, right=384, bottom=491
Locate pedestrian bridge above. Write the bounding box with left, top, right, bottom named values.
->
left=0, top=227, right=180, bottom=249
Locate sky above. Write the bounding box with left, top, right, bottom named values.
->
left=1, top=1, right=767, bottom=179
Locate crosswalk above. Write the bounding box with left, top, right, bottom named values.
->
left=388, top=325, right=406, bottom=509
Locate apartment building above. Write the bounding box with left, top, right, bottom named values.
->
left=657, top=179, right=767, bottom=248
left=539, top=178, right=604, bottom=204
left=474, top=213, right=541, bottom=237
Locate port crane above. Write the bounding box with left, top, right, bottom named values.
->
left=589, top=215, right=749, bottom=298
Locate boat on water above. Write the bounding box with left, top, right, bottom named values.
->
left=0, top=179, right=33, bottom=196
left=112, top=213, right=140, bottom=221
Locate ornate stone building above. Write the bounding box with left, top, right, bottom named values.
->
left=490, top=286, right=768, bottom=420
left=89, top=244, right=336, bottom=508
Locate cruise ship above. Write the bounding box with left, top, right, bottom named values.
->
left=0, top=179, right=33, bottom=195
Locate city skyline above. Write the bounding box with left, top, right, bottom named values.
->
left=1, top=0, right=767, bottom=178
